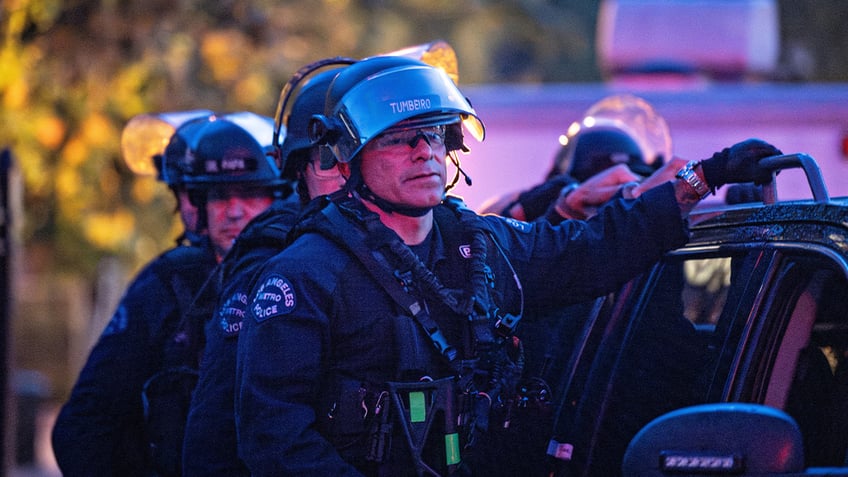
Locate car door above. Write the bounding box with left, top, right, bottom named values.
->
left=548, top=246, right=773, bottom=477
left=550, top=243, right=848, bottom=476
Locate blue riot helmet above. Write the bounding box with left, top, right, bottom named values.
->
left=279, top=68, right=340, bottom=176
left=550, top=94, right=670, bottom=182
left=277, top=64, right=354, bottom=180
left=552, top=123, right=649, bottom=182
left=309, top=55, right=485, bottom=164
left=278, top=65, right=351, bottom=203
left=160, top=116, right=213, bottom=187
left=183, top=112, right=285, bottom=189
left=183, top=112, right=287, bottom=231
left=121, top=110, right=214, bottom=244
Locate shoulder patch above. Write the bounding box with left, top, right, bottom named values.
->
left=251, top=274, right=296, bottom=322
left=217, top=291, right=248, bottom=337
left=504, top=217, right=533, bottom=233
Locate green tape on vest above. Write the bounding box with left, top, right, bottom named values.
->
left=445, top=432, right=461, bottom=465
left=409, top=391, right=425, bottom=422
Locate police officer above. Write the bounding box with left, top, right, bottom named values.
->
left=181, top=64, right=349, bottom=477
left=51, top=112, right=284, bottom=477
left=234, top=55, right=782, bottom=476
left=157, top=116, right=211, bottom=245
left=481, top=94, right=671, bottom=223
left=52, top=113, right=216, bottom=477
left=479, top=99, right=686, bottom=413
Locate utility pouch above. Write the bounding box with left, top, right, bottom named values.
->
left=366, top=391, right=391, bottom=463
left=317, top=378, right=371, bottom=452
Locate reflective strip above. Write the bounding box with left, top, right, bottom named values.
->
left=409, top=391, right=426, bottom=423
left=445, top=433, right=460, bottom=465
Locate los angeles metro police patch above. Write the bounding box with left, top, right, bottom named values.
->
left=218, top=291, right=248, bottom=337
left=251, top=274, right=296, bottom=322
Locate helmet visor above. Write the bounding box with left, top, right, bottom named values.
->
left=121, top=110, right=212, bottom=178
left=331, top=65, right=485, bottom=162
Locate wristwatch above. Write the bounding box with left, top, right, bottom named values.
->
left=675, top=161, right=711, bottom=199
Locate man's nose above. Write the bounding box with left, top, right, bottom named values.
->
left=224, top=198, right=246, bottom=217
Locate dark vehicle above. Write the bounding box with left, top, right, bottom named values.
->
left=546, top=154, right=848, bottom=476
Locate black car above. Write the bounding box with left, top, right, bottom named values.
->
left=543, top=154, right=848, bottom=476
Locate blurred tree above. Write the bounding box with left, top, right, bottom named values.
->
left=0, top=0, right=602, bottom=280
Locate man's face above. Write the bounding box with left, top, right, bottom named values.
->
left=206, top=185, right=274, bottom=260
left=358, top=125, right=448, bottom=210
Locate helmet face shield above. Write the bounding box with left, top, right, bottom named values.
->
left=327, top=65, right=485, bottom=162
left=121, top=110, right=213, bottom=180
left=551, top=94, right=671, bottom=181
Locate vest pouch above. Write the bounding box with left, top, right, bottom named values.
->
left=317, top=377, right=381, bottom=458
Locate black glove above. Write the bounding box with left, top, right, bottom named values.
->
left=513, top=175, right=574, bottom=221
left=699, top=139, right=783, bottom=189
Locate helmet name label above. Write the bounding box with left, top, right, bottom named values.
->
left=390, top=98, right=432, bottom=115
left=203, top=157, right=258, bottom=174
left=221, top=158, right=246, bottom=171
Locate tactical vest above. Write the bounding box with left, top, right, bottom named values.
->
left=133, top=242, right=216, bottom=477
left=143, top=198, right=304, bottom=477
left=289, top=194, right=525, bottom=476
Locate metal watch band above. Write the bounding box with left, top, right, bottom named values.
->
left=675, top=161, right=711, bottom=199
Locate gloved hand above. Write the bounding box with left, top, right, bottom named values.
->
left=699, top=139, right=783, bottom=189
left=516, top=175, right=573, bottom=220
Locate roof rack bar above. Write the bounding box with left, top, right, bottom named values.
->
left=759, top=153, right=830, bottom=204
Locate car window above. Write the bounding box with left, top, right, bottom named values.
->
left=646, top=251, right=767, bottom=403
left=757, top=255, right=848, bottom=467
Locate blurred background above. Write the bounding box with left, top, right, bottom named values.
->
left=2, top=0, right=848, bottom=475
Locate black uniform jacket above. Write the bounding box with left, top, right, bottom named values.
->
left=235, top=183, right=688, bottom=476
